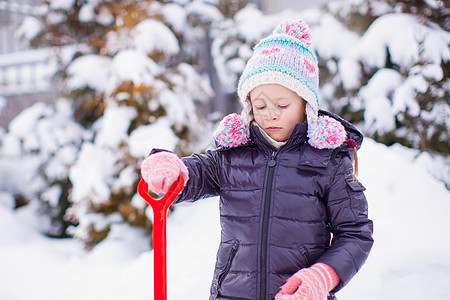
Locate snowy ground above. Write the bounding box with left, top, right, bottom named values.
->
left=0, top=138, right=449, bottom=300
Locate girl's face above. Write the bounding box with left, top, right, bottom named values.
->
left=250, top=84, right=306, bottom=142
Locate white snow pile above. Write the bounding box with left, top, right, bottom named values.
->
left=1, top=138, right=449, bottom=300
left=324, top=12, right=450, bottom=138
left=0, top=99, right=88, bottom=199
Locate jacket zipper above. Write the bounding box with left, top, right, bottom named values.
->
left=260, top=150, right=278, bottom=299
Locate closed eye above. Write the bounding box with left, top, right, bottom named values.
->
left=278, top=105, right=289, bottom=109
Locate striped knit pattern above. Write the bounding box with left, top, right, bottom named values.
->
left=214, top=112, right=250, bottom=148
left=237, top=20, right=319, bottom=114
left=275, top=263, right=340, bottom=300
left=306, top=105, right=347, bottom=150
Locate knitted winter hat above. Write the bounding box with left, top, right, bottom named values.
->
left=238, top=19, right=319, bottom=116
left=215, top=19, right=346, bottom=150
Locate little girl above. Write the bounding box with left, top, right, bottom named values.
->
left=141, top=20, right=373, bottom=300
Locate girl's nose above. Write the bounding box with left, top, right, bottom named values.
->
left=268, top=107, right=280, bottom=120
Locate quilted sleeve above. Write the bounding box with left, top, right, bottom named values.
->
left=316, top=154, right=374, bottom=292
left=174, top=149, right=222, bottom=203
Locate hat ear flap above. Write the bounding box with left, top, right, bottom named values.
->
left=214, top=113, right=250, bottom=148
left=307, top=113, right=347, bottom=149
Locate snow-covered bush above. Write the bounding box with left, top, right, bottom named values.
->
left=2, top=0, right=217, bottom=248
left=320, top=0, right=449, bottom=153
left=60, top=0, right=215, bottom=247
left=210, top=4, right=270, bottom=93
left=0, top=99, right=89, bottom=237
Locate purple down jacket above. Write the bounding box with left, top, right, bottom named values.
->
left=174, top=111, right=373, bottom=300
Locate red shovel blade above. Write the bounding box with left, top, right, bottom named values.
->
left=137, top=176, right=184, bottom=300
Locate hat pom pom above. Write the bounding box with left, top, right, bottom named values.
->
left=273, top=19, right=311, bottom=46
left=214, top=113, right=250, bottom=148
left=307, top=115, right=347, bottom=149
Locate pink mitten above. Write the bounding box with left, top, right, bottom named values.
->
left=140, top=152, right=189, bottom=194
left=275, top=263, right=340, bottom=300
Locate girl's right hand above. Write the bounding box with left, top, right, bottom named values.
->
left=140, top=152, right=189, bottom=194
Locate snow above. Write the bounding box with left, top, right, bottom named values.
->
left=234, top=5, right=273, bottom=42
left=67, top=55, right=112, bottom=92
left=355, top=13, right=450, bottom=70
left=338, top=57, right=362, bottom=90
left=129, top=118, right=180, bottom=158
left=112, top=165, right=139, bottom=195
left=133, top=19, right=180, bottom=56
left=95, top=105, right=137, bottom=148
left=0, top=156, right=41, bottom=196
left=1, top=138, right=449, bottom=299
left=359, top=68, right=402, bottom=134
left=2, top=100, right=87, bottom=194
left=15, top=16, right=43, bottom=41
left=111, top=49, right=161, bottom=87
left=312, top=14, right=360, bottom=60
left=185, top=0, right=224, bottom=23
left=392, top=75, right=423, bottom=117
left=424, top=0, right=445, bottom=9
left=69, top=142, right=116, bottom=204
left=338, top=140, right=450, bottom=300
left=78, top=0, right=98, bottom=23
left=94, top=5, right=114, bottom=26
left=1, top=0, right=449, bottom=299
left=161, top=3, right=187, bottom=33
left=67, top=104, right=138, bottom=204
left=7, top=101, right=52, bottom=139
left=49, top=0, right=75, bottom=11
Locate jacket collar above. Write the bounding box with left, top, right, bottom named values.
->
left=250, top=122, right=308, bottom=152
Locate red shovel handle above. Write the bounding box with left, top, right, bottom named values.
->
left=137, top=176, right=184, bottom=300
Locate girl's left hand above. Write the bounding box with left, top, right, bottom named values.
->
left=275, top=263, right=339, bottom=300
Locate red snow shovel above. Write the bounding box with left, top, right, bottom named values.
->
left=137, top=176, right=184, bottom=300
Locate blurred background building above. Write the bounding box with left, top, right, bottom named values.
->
left=0, top=0, right=58, bottom=128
